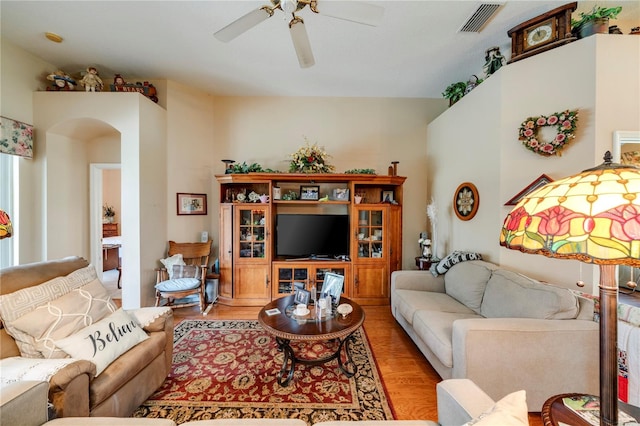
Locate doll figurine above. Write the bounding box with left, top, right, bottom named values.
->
left=79, top=66, right=103, bottom=92
left=46, top=70, right=76, bottom=91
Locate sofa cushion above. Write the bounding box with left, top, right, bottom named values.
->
left=55, top=309, right=149, bottom=376
left=11, top=279, right=117, bottom=358
left=445, top=261, right=497, bottom=314
left=395, top=290, right=475, bottom=325
left=480, top=269, right=579, bottom=320
left=413, top=310, right=483, bottom=368
left=0, top=265, right=97, bottom=358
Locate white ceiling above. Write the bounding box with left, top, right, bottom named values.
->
left=2, top=1, right=639, bottom=98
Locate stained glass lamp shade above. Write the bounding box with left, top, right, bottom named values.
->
left=499, top=152, right=640, bottom=426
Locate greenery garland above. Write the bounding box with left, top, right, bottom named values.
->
left=519, top=109, right=578, bottom=156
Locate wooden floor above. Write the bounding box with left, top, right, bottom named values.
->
left=168, top=303, right=544, bottom=425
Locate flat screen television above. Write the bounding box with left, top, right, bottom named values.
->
left=276, top=214, right=350, bottom=259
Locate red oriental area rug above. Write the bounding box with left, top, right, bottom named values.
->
left=133, top=320, right=394, bottom=425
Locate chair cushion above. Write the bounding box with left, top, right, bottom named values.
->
left=155, top=278, right=201, bottom=292
left=160, top=254, right=185, bottom=279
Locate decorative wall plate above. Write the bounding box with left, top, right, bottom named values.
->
left=453, top=182, right=479, bottom=221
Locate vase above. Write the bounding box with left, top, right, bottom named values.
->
left=421, top=244, right=432, bottom=259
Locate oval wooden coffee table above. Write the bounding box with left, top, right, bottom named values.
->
left=258, top=295, right=364, bottom=386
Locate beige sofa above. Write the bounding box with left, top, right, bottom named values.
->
left=391, top=259, right=600, bottom=411
left=0, top=257, right=174, bottom=418
left=2, top=378, right=520, bottom=426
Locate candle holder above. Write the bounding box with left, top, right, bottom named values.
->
left=221, top=159, right=235, bottom=174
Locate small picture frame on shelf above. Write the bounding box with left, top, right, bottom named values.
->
left=381, top=190, right=394, bottom=203
left=300, top=185, right=320, bottom=201
left=177, top=193, right=207, bottom=215
left=320, top=272, right=344, bottom=303
left=332, top=188, right=349, bottom=201
left=293, top=288, right=311, bottom=305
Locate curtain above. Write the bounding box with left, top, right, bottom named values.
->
left=0, top=116, right=33, bottom=159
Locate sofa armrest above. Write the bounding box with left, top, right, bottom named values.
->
left=126, top=307, right=174, bottom=333
left=451, top=318, right=599, bottom=411
left=48, top=360, right=96, bottom=417
left=391, top=270, right=445, bottom=293
left=1, top=381, right=49, bottom=426
left=436, top=378, right=495, bottom=426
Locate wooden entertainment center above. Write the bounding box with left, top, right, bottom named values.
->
left=216, top=173, right=406, bottom=306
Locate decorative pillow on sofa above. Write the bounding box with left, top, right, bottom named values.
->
left=0, top=265, right=98, bottom=358
left=463, top=390, right=528, bottom=426
left=11, top=278, right=117, bottom=358
left=434, top=251, right=483, bottom=276
left=54, top=308, right=149, bottom=376
left=160, top=254, right=185, bottom=279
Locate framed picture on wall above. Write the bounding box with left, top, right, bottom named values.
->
left=504, top=174, right=553, bottom=206
left=177, top=193, right=207, bottom=215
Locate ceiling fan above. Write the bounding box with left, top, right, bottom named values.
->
left=214, top=0, right=384, bottom=68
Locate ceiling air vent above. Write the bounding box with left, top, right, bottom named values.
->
left=459, top=3, right=503, bottom=33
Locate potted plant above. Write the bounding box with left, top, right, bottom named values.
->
left=442, top=81, right=468, bottom=106
left=103, top=204, right=115, bottom=223
left=572, top=5, right=622, bottom=39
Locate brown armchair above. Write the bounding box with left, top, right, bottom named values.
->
left=155, top=240, right=211, bottom=313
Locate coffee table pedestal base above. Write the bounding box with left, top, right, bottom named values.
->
left=275, top=333, right=358, bottom=387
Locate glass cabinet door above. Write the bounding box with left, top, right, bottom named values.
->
left=237, top=208, right=268, bottom=260
left=276, top=266, right=309, bottom=296
left=356, top=208, right=384, bottom=259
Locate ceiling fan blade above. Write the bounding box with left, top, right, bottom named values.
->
left=314, top=1, right=384, bottom=26
left=289, top=17, right=315, bottom=68
left=214, top=6, right=273, bottom=42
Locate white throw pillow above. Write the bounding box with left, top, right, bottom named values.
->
left=155, top=278, right=201, bottom=292
left=160, top=254, right=185, bottom=279
left=54, top=309, right=149, bottom=376
left=463, top=390, right=528, bottom=426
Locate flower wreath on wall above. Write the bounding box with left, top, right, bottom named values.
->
left=518, top=109, right=579, bottom=156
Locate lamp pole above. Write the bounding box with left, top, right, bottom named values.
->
left=599, top=264, right=618, bottom=426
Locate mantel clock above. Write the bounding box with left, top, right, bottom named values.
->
left=507, top=2, right=577, bottom=64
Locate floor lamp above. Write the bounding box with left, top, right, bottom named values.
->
left=500, top=152, right=640, bottom=426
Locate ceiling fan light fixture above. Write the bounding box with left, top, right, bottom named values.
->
left=281, top=0, right=298, bottom=15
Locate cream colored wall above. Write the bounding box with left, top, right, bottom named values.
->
left=165, top=80, right=216, bottom=249
left=1, top=38, right=57, bottom=262
left=33, top=92, right=167, bottom=308
left=103, top=169, right=121, bottom=223
left=211, top=97, right=446, bottom=269
left=427, top=35, right=640, bottom=293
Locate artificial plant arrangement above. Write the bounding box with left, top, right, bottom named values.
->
left=289, top=138, right=335, bottom=173
left=226, top=162, right=279, bottom=174
left=344, top=168, right=376, bottom=174
left=442, top=81, right=468, bottom=106
left=571, top=5, right=622, bottom=37
left=103, top=204, right=115, bottom=222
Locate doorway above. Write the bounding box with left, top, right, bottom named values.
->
left=90, top=163, right=121, bottom=293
